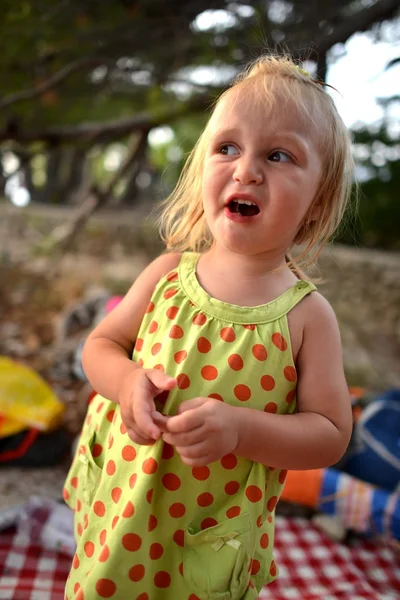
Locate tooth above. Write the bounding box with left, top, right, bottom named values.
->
left=235, top=199, right=256, bottom=206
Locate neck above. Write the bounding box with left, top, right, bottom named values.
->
left=205, top=245, right=290, bottom=279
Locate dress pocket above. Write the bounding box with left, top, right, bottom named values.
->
left=183, top=513, right=252, bottom=600
left=64, top=431, right=102, bottom=511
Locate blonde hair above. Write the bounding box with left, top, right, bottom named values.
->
left=158, top=53, right=354, bottom=271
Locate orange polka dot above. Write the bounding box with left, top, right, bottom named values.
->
left=108, top=435, right=114, bottom=449
left=225, top=480, right=240, bottom=495
left=164, top=288, right=178, bottom=299
left=96, top=402, right=104, bottom=414
left=260, top=533, right=269, bottom=548
left=162, top=442, right=174, bottom=459
left=177, top=373, right=190, bottom=389
left=272, top=332, right=287, bottom=351
left=135, top=338, right=143, bottom=351
left=122, top=533, right=142, bottom=551
left=201, top=365, right=218, bottom=380
left=279, top=469, right=288, bottom=484
left=122, top=501, right=135, bottom=518
left=73, top=553, right=80, bottom=569
left=188, top=595, right=201, bottom=600
left=257, top=515, right=263, bottom=528
left=221, top=453, right=237, bottom=469
left=178, top=562, right=184, bottom=576
left=150, top=542, right=164, bottom=560
left=197, top=337, right=211, bottom=353
left=267, top=496, right=278, bottom=512
left=145, top=301, right=154, bottom=314
left=220, top=327, right=236, bottom=342
left=142, top=458, right=158, bottom=474
left=71, top=477, right=78, bottom=489
left=251, top=559, right=261, bottom=575
left=284, top=365, right=297, bottom=382
left=100, top=529, right=107, bottom=545
left=106, top=460, right=116, bottom=476
left=122, top=445, right=136, bottom=461
left=246, top=485, right=263, bottom=503
left=226, top=506, right=241, bottom=518
left=197, top=492, right=214, bottom=507
left=63, top=488, right=70, bottom=501
left=146, top=489, right=154, bottom=504
left=106, top=409, right=115, bottom=423
left=162, top=473, right=181, bottom=491
left=129, top=564, right=145, bottom=582
left=193, top=313, right=207, bottom=325
left=111, top=487, right=122, bottom=503
left=93, top=501, right=106, bottom=517
left=92, top=443, right=103, bottom=457
left=166, top=306, right=179, bottom=319
left=148, top=514, right=158, bottom=532
left=261, top=375, right=275, bottom=391
left=270, top=560, right=277, bottom=576
left=77, top=523, right=83, bottom=536
left=99, top=545, right=110, bottom=562
left=83, top=514, right=89, bottom=530
left=129, top=473, right=137, bottom=489
left=234, top=384, right=251, bottom=401
left=264, top=402, right=278, bottom=413
left=136, top=594, right=149, bottom=600
left=243, top=324, right=256, bottom=330
left=120, top=422, right=127, bottom=435
left=286, top=389, right=296, bottom=404
left=112, top=516, right=119, bottom=530
left=151, top=342, right=162, bottom=355
left=74, top=582, right=80, bottom=593
left=174, top=350, right=187, bottom=364
left=192, top=466, right=210, bottom=480
left=76, top=499, right=82, bottom=513
left=148, top=321, right=158, bottom=334
left=137, top=358, right=144, bottom=367
left=154, top=571, right=171, bottom=588
left=201, top=517, right=218, bottom=530
left=209, top=393, right=224, bottom=401
left=95, top=578, right=116, bottom=598
left=169, top=325, right=184, bottom=339
left=169, top=503, right=186, bottom=518
left=153, top=363, right=164, bottom=372
left=228, top=354, right=244, bottom=371
left=248, top=579, right=255, bottom=589
left=166, top=271, right=178, bottom=282
left=173, top=529, right=184, bottom=547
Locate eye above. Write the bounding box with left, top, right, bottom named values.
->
left=268, top=150, right=291, bottom=163
left=219, top=144, right=239, bottom=156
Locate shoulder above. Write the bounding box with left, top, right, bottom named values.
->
left=301, top=291, right=340, bottom=335
left=141, top=252, right=182, bottom=284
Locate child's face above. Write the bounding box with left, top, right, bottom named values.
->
left=201, top=88, right=322, bottom=258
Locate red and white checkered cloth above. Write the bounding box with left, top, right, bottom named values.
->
left=0, top=516, right=399, bottom=599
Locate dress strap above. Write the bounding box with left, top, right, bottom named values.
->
left=179, top=252, right=316, bottom=324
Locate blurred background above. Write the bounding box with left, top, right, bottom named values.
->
left=0, top=1, right=399, bottom=505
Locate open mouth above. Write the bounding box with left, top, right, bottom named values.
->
left=227, top=199, right=260, bottom=217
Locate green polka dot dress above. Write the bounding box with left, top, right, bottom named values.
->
left=63, top=252, right=316, bottom=600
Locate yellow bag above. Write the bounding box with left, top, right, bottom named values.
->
left=0, top=357, right=65, bottom=435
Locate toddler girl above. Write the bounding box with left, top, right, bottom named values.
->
left=63, top=54, right=354, bottom=600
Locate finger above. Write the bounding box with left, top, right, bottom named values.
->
left=162, top=426, right=205, bottom=447
left=126, top=425, right=156, bottom=445
left=152, top=411, right=170, bottom=433
left=146, top=370, right=176, bottom=393
left=176, top=440, right=209, bottom=459
left=166, top=409, right=204, bottom=434
left=178, top=397, right=208, bottom=414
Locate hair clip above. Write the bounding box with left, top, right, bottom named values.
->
left=294, top=65, right=310, bottom=77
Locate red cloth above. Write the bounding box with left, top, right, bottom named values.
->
left=0, top=516, right=399, bottom=599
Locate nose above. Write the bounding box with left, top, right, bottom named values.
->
left=233, top=155, right=263, bottom=185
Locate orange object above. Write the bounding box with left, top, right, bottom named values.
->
left=281, top=469, right=324, bottom=508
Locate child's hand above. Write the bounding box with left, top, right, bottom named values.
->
left=162, top=397, right=239, bottom=466
left=119, top=368, right=176, bottom=445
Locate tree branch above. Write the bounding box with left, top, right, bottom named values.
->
left=0, top=94, right=212, bottom=144
left=0, top=57, right=115, bottom=110
left=316, top=0, right=400, bottom=54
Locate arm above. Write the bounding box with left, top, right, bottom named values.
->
left=82, top=252, right=181, bottom=440
left=234, top=293, right=353, bottom=469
